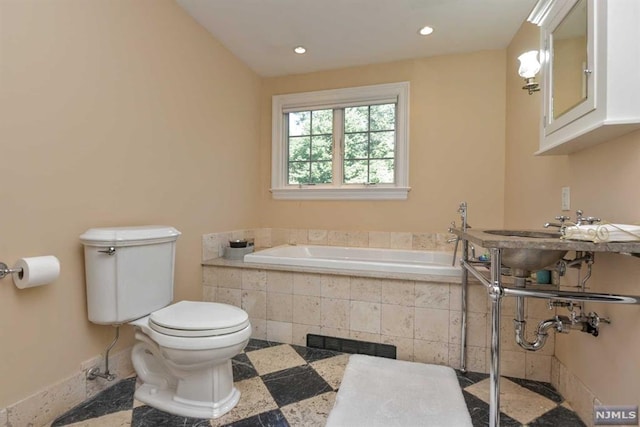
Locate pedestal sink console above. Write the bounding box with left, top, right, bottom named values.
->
left=449, top=203, right=640, bottom=427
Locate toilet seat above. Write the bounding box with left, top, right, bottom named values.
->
left=149, top=301, right=249, bottom=337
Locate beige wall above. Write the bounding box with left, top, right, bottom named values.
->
left=258, top=51, right=508, bottom=232
left=506, top=22, right=640, bottom=416
left=0, top=0, right=260, bottom=408
left=5, top=0, right=636, bottom=419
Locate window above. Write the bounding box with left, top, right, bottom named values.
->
left=271, top=82, right=410, bottom=200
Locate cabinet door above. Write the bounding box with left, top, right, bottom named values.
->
left=542, top=0, right=595, bottom=136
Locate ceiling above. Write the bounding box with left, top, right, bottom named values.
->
left=176, top=0, right=538, bottom=77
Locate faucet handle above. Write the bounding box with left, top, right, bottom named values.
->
left=575, top=209, right=601, bottom=225
left=555, top=215, right=571, bottom=223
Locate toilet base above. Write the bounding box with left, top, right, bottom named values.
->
left=135, top=382, right=241, bottom=419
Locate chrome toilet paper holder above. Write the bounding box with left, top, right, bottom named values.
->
left=0, top=262, right=23, bottom=280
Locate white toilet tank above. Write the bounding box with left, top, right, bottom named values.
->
left=80, top=226, right=181, bottom=325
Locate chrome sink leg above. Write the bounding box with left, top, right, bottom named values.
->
left=489, top=248, right=503, bottom=427
left=460, top=239, right=469, bottom=372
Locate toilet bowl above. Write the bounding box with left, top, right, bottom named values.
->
left=81, top=226, right=252, bottom=419
left=130, top=301, right=251, bottom=419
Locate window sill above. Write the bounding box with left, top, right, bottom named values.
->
left=270, top=187, right=411, bottom=200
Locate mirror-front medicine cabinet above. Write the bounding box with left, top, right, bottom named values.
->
left=529, top=0, right=640, bottom=155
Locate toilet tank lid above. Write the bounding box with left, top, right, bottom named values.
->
left=80, top=225, right=181, bottom=246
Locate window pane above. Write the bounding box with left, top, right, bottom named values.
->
left=370, top=103, right=395, bottom=131
left=311, top=135, right=332, bottom=161
left=311, top=161, right=332, bottom=184
left=344, top=106, right=369, bottom=132
left=288, top=136, right=310, bottom=161
left=370, top=131, right=395, bottom=159
left=274, top=82, right=409, bottom=198
left=289, top=111, right=310, bottom=136
left=369, top=159, right=394, bottom=184
left=311, top=109, right=333, bottom=135
left=344, top=160, right=368, bottom=184
left=287, top=102, right=397, bottom=186
left=344, top=132, right=368, bottom=160
left=288, top=161, right=310, bottom=184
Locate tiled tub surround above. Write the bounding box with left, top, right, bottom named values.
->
left=202, top=228, right=457, bottom=261
left=202, top=261, right=555, bottom=383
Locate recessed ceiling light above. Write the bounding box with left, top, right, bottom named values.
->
left=294, top=46, right=306, bottom=54
left=418, top=26, right=434, bottom=36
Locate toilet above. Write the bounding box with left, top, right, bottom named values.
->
left=80, top=226, right=251, bottom=419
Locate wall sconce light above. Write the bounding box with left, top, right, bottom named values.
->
left=518, top=50, right=541, bottom=95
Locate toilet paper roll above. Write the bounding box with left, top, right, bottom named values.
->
left=13, top=256, right=60, bottom=289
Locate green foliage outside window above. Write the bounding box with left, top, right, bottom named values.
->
left=287, top=109, right=333, bottom=184
left=287, top=103, right=396, bottom=185
left=344, top=103, right=395, bottom=184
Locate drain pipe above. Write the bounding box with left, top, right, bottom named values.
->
left=512, top=277, right=563, bottom=351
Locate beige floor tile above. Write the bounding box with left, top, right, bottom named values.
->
left=280, top=392, right=337, bottom=427
left=65, top=410, right=132, bottom=426
left=310, top=354, right=350, bottom=390
left=246, top=344, right=306, bottom=375
left=465, top=377, right=558, bottom=424
left=211, top=377, right=278, bottom=426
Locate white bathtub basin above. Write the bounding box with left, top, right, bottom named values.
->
left=243, top=245, right=460, bottom=277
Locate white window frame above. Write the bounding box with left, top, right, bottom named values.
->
left=271, top=82, right=410, bottom=200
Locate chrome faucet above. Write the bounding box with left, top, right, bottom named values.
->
left=575, top=210, right=601, bottom=226
left=449, top=202, right=470, bottom=266
left=544, top=215, right=570, bottom=229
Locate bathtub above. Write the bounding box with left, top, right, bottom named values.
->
left=243, top=245, right=461, bottom=277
